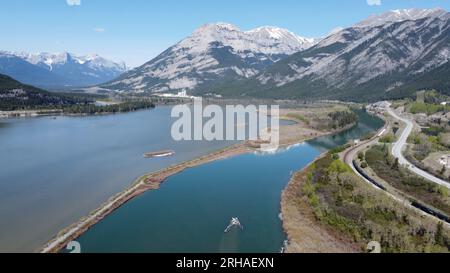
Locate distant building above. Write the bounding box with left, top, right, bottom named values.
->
left=177, top=89, right=187, bottom=97
left=366, top=101, right=391, bottom=115
left=156, top=89, right=198, bottom=99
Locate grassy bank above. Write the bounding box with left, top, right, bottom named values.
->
left=282, top=153, right=450, bottom=253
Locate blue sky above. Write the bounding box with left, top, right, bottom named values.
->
left=1, top=0, right=449, bottom=67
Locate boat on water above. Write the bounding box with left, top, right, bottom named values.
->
left=224, top=217, right=243, bottom=233
left=143, top=150, right=175, bottom=158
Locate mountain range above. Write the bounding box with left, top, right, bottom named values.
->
left=95, top=8, right=450, bottom=102
left=0, top=51, right=127, bottom=90
left=221, top=8, right=450, bottom=101
left=2, top=8, right=449, bottom=102
left=98, top=23, right=318, bottom=93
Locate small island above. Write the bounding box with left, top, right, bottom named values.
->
left=143, top=150, right=175, bottom=158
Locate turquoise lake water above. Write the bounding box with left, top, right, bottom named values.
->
left=73, top=110, right=383, bottom=253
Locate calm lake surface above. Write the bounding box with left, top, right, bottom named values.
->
left=73, top=110, right=383, bottom=253
left=0, top=106, right=239, bottom=252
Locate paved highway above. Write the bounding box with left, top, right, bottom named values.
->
left=387, top=107, right=450, bottom=190
left=342, top=114, right=449, bottom=224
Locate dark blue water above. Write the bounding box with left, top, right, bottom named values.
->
left=75, top=110, right=383, bottom=253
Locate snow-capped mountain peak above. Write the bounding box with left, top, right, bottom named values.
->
left=179, top=22, right=317, bottom=56
left=0, top=50, right=127, bottom=88
left=246, top=26, right=316, bottom=47
left=250, top=8, right=450, bottom=102
left=21, top=52, right=127, bottom=73
left=101, top=22, right=317, bottom=93
left=356, top=8, right=449, bottom=28
left=194, top=22, right=240, bottom=33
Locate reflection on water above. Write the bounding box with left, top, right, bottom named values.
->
left=219, top=229, right=241, bottom=253
left=308, top=110, right=384, bottom=151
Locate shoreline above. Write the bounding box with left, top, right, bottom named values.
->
left=0, top=107, right=157, bottom=119
left=40, top=135, right=334, bottom=253
left=0, top=99, right=359, bottom=120
left=280, top=155, right=361, bottom=253
left=0, top=109, right=64, bottom=119
left=0, top=97, right=190, bottom=119
left=40, top=112, right=356, bottom=253
left=40, top=143, right=249, bottom=253
left=280, top=113, right=388, bottom=253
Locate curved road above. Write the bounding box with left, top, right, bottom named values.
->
left=387, top=107, right=450, bottom=190
left=343, top=115, right=450, bottom=225
left=342, top=110, right=450, bottom=225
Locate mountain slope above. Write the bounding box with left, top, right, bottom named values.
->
left=0, top=52, right=70, bottom=88
left=0, top=74, right=87, bottom=110
left=0, top=51, right=127, bottom=89
left=100, top=23, right=317, bottom=93
left=215, top=8, right=450, bottom=101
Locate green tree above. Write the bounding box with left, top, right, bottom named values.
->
left=328, top=160, right=352, bottom=174
left=435, top=222, right=445, bottom=246
left=392, top=158, right=399, bottom=170
left=358, top=152, right=365, bottom=161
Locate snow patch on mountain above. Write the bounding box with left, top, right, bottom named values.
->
left=103, top=23, right=317, bottom=93
left=356, top=8, right=448, bottom=28
left=256, top=8, right=450, bottom=98
left=0, top=51, right=127, bottom=88
left=181, top=23, right=316, bottom=56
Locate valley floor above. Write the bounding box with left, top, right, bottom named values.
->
left=281, top=108, right=450, bottom=253
left=41, top=103, right=350, bottom=253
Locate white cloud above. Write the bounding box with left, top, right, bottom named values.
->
left=93, top=28, right=105, bottom=33
left=66, top=0, right=81, bottom=6
left=367, top=0, right=381, bottom=6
